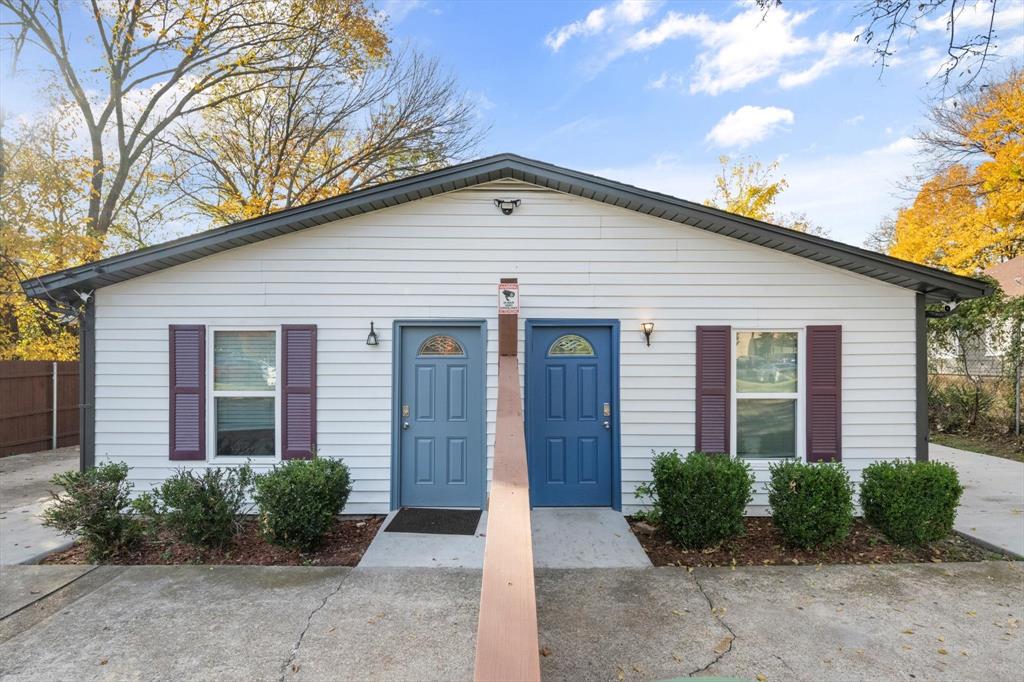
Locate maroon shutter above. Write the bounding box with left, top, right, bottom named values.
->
left=169, top=325, right=205, bottom=461
left=696, top=325, right=731, bottom=453
left=807, top=325, right=842, bottom=462
left=282, top=325, right=317, bottom=460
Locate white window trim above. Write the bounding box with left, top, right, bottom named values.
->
left=207, top=326, right=282, bottom=463
left=729, top=327, right=806, bottom=465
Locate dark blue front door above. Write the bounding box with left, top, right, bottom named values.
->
left=527, top=324, right=614, bottom=507
left=399, top=325, right=484, bottom=508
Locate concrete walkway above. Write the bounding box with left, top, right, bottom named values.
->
left=931, top=443, right=1024, bottom=557
left=0, top=561, right=1020, bottom=681
left=358, top=508, right=651, bottom=569
left=0, top=447, right=78, bottom=565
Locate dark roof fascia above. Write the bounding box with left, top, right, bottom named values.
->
left=22, top=153, right=993, bottom=303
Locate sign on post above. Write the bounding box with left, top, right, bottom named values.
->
left=498, top=282, right=519, bottom=315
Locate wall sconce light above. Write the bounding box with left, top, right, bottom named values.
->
left=493, top=198, right=521, bottom=215
left=641, top=322, right=654, bottom=346
left=366, top=321, right=379, bottom=346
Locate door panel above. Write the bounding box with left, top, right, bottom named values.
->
left=527, top=324, right=614, bottom=507
left=399, top=326, right=483, bottom=508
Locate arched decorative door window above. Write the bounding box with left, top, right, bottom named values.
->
left=417, top=334, right=465, bottom=356
left=547, top=334, right=595, bottom=357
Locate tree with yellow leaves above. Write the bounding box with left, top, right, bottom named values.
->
left=0, top=120, right=100, bottom=360
left=890, top=69, right=1023, bottom=274
left=706, top=156, right=829, bottom=235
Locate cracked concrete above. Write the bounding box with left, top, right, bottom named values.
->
left=689, top=572, right=737, bottom=677
left=0, top=562, right=1020, bottom=681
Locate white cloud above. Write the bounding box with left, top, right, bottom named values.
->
left=378, top=0, right=426, bottom=24
left=867, top=136, right=920, bottom=155
left=844, top=114, right=866, bottom=126
left=546, top=0, right=657, bottom=52
left=778, top=30, right=865, bottom=89
left=919, top=0, right=1024, bottom=33
left=705, top=105, right=795, bottom=148
left=589, top=138, right=922, bottom=245
left=624, top=5, right=815, bottom=94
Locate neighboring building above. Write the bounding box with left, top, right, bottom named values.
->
left=986, top=255, right=1023, bottom=299
left=22, top=155, right=991, bottom=514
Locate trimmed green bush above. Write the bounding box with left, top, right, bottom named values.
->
left=637, top=450, right=753, bottom=549
left=137, top=465, right=254, bottom=549
left=860, top=460, right=964, bottom=546
left=42, top=462, right=142, bottom=561
left=767, top=460, right=854, bottom=549
left=254, top=458, right=352, bottom=551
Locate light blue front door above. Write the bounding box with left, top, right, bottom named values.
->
left=527, top=324, right=614, bottom=507
left=398, top=325, right=484, bottom=508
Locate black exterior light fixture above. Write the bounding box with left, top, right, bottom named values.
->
left=641, top=322, right=654, bottom=346
left=493, top=198, right=521, bottom=215
left=366, top=321, right=379, bottom=346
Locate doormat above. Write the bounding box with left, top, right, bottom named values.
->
left=384, top=508, right=482, bottom=535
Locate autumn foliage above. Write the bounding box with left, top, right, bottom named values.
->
left=890, top=70, right=1023, bottom=275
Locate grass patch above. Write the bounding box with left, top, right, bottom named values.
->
left=930, top=432, right=1024, bottom=463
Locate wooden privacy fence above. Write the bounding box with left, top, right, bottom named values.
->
left=0, top=361, right=79, bottom=457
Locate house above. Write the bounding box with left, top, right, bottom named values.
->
left=21, top=154, right=992, bottom=515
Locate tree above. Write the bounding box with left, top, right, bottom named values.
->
left=173, top=48, right=481, bottom=224
left=889, top=70, right=1023, bottom=274
left=864, top=215, right=897, bottom=253
left=757, top=0, right=1012, bottom=89
left=0, top=119, right=99, bottom=360
left=1, top=0, right=388, bottom=241
left=706, top=156, right=830, bottom=236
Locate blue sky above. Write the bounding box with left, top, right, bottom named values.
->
left=1, top=0, right=1021, bottom=246
left=381, top=0, right=1023, bottom=245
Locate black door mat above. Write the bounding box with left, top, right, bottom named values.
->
left=384, top=508, right=482, bottom=535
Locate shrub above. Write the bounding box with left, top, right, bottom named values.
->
left=636, top=450, right=753, bottom=549
left=860, top=460, right=964, bottom=546
left=254, top=458, right=352, bottom=551
left=138, top=465, right=254, bottom=549
left=767, top=460, right=854, bottom=549
left=42, top=462, right=142, bottom=561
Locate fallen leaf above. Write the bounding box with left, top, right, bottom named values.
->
left=632, top=664, right=643, bottom=673
left=937, top=648, right=948, bottom=655
left=99, top=659, right=108, bottom=666
left=902, top=629, right=915, bottom=635
left=966, top=611, right=977, bottom=617
left=539, top=647, right=551, bottom=657
left=713, top=636, right=733, bottom=655
left=616, top=666, right=625, bottom=681
left=937, top=635, right=945, bottom=642
left=672, top=653, right=683, bottom=662
left=756, top=674, right=767, bottom=682
left=902, top=645, right=913, bottom=651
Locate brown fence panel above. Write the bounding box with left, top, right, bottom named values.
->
left=0, top=360, right=80, bottom=457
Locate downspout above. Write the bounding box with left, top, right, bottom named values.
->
left=916, top=293, right=928, bottom=462
left=78, top=295, right=96, bottom=471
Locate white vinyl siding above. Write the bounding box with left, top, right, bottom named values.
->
left=92, top=180, right=918, bottom=514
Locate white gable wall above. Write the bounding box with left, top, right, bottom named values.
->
left=93, top=181, right=917, bottom=514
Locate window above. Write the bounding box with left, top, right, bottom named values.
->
left=735, top=331, right=798, bottom=459
left=211, top=330, right=278, bottom=458
left=418, top=335, right=465, bottom=356
left=548, top=334, right=595, bottom=356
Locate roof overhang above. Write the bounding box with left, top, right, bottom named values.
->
left=22, top=153, right=993, bottom=304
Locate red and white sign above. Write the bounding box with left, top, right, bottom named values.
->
left=498, top=282, right=519, bottom=315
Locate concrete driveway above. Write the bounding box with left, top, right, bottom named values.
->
left=1, top=561, right=1021, bottom=681
left=0, top=447, right=78, bottom=565
left=931, top=443, right=1024, bottom=557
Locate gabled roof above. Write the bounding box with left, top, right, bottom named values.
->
left=22, top=153, right=992, bottom=303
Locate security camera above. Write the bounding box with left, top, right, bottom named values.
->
left=942, top=300, right=960, bottom=313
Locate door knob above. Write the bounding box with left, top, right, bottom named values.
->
left=402, top=421, right=410, bottom=430
left=603, top=420, right=610, bottom=430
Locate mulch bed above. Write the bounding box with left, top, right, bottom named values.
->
left=42, top=515, right=384, bottom=567
left=628, top=517, right=1011, bottom=568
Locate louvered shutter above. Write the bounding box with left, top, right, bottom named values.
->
left=282, top=325, right=317, bottom=460
left=169, top=325, right=205, bottom=460
left=696, top=325, right=731, bottom=454
left=806, top=325, right=842, bottom=462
